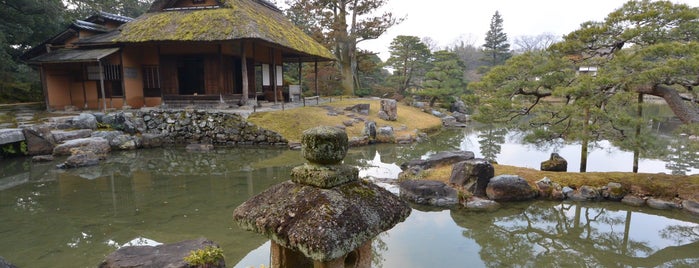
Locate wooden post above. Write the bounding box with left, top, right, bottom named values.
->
left=314, top=60, right=319, bottom=97
left=99, top=60, right=107, bottom=111
left=119, top=49, right=126, bottom=107
left=241, top=41, right=248, bottom=105
left=271, top=48, right=278, bottom=105
left=81, top=63, right=87, bottom=109
left=39, top=65, right=51, bottom=111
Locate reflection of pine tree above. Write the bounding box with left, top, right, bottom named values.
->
left=665, top=137, right=699, bottom=175
left=478, top=126, right=507, bottom=162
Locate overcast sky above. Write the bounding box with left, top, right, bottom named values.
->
left=358, top=0, right=696, bottom=60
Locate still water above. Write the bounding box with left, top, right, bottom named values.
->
left=0, top=127, right=697, bottom=267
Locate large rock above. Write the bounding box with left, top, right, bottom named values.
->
left=102, top=112, right=138, bottom=134
left=70, top=113, right=98, bottom=130
left=22, top=126, right=55, bottom=155
left=540, top=153, right=567, bottom=172
left=99, top=238, right=224, bottom=268
left=535, top=177, right=565, bottom=200
left=449, top=159, right=493, bottom=197
left=376, top=126, right=395, bottom=143
left=647, top=198, right=681, bottom=210
left=451, top=100, right=468, bottom=114
left=0, top=129, right=24, bottom=145
left=400, top=151, right=475, bottom=171
left=601, top=182, right=626, bottom=201
left=378, top=99, right=397, bottom=121
left=0, top=257, right=17, bottom=268
left=451, top=112, right=471, bottom=123
left=442, top=116, right=464, bottom=128
left=140, top=133, right=164, bottom=149
left=486, top=175, right=537, bottom=201
left=362, top=121, right=377, bottom=142
left=621, top=195, right=646, bottom=206
left=682, top=200, right=699, bottom=215
left=53, top=137, right=110, bottom=156
left=233, top=180, right=410, bottom=262
left=301, top=126, right=348, bottom=165
left=52, top=129, right=93, bottom=143
left=568, top=185, right=601, bottom=201
left=344, top=103, right=370, bottom=115
left=399, top=180, right=458, bottom=207
left=59, top=149, right=101, bottom=169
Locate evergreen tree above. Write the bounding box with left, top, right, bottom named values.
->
left=482, top=11, right=511, bottom=67
left=385, top=35, right=431, bottom=95
left=418, top=50, right=467, bottom=107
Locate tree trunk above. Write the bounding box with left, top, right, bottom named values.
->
left=633, top=93, right=643, bottom=173
left=637, top=85, right=699, bottom=124
left=580, top=107, right=590, bottom=172
left=240, top=42, right=248, bottom=106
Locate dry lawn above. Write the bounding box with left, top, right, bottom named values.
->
left=248, top=98, right=442, bottom=143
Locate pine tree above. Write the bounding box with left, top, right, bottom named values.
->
left=482, top=11, right=511, bottom=67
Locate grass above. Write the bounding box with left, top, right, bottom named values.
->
left=419, top=164, right=699, bottom=200
left=247, top=98, right=442, bottom=143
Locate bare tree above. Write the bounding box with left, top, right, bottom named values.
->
left=513, top=33, right=560, bottom=53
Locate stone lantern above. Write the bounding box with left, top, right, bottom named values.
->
left=233, top=126, right=410, bottom=267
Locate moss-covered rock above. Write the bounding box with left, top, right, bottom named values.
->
left=290, top=163, right=358, bottom=188
left=301, top=126, right=348, bottom=165
left=232, top=180, right=410, bottom=262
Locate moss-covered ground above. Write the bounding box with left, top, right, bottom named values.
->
left=247, top=98, right=442, bottom=143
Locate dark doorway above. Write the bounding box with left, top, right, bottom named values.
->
left=177, top=57, right=205, bottom=95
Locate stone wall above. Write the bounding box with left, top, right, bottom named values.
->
left=138, top=110, right=287, bottom=146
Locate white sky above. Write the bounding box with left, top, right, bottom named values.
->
left=359, top=0, right=698, bottom=60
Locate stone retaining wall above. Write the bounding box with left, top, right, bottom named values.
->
left=138, top=110, right=287, bottom=146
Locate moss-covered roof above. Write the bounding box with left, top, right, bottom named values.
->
left=116, top=0, right=334, bottom=60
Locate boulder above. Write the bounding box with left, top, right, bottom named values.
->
left=52, top=129, right=93, bottom=143
left=682, top=200, right=699, bottom=216
left=99, top=238, right=224, bottom=268
left=486, top=175, right=537, bottom=202
left=400, top=151, right=475, bottom=172
left=601, top=182, right=626, bottom=201
left=463, top=197, right=500, bottom=211
left=0, top=129, right=24, bottom=145
left=540, top=153, right=567, bottom=172
left=431, top=110, right=445, bottom=118
left=342, top=120, right=354, bottom=127
left=301, top=126, right=348, bottom=165
left=449, top=159, right=493, bottom=197
left=647, top=198, right=681, bottom=210
left=53, top=137, right=110, bottom=156
left=378, top=99, right=397, bottom=121
left=376, top=126, right=395, bottom=143
left=395, top=134, right=414, bottom=145
left=140, top=133, right=164, bottom=149
left=451, top=100, right=468, bottom=114
left=399, top=180, right=458, bottom=207
left=111, top=134, right=140, bottom=150
left=102, top=112, right=138, bottom=134
left=344, top=103, right=370, bottom=115
left=70, top=113, right=98, bottom=130
left=22, top=126, right=55, bottom=155
left=441, top=116, right=467, bottom=127
left=451, top=112, right=470, bottom=123
left=0, top=256, right=18, bottom=268
left=348, top=136, right=369, bottom=147
left=59, top=149, right=101, bottom=169
left=362, top=121, right=377, bottom=142
left=535, top=177, right=564, bottom=200
left=568, top=185, right=601, bottom=201
left=621, top=195, right=646, bottom=206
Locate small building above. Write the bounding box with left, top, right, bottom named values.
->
left=23, top=0, right=334, bottom=111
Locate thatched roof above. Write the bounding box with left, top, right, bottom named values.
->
left=116, top=0, right=334, bottom=61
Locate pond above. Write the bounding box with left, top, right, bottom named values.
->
left=0, top=127, right=697, bottom=267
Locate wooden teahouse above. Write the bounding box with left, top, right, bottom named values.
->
left=24, top=0, right=334, bottom=111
